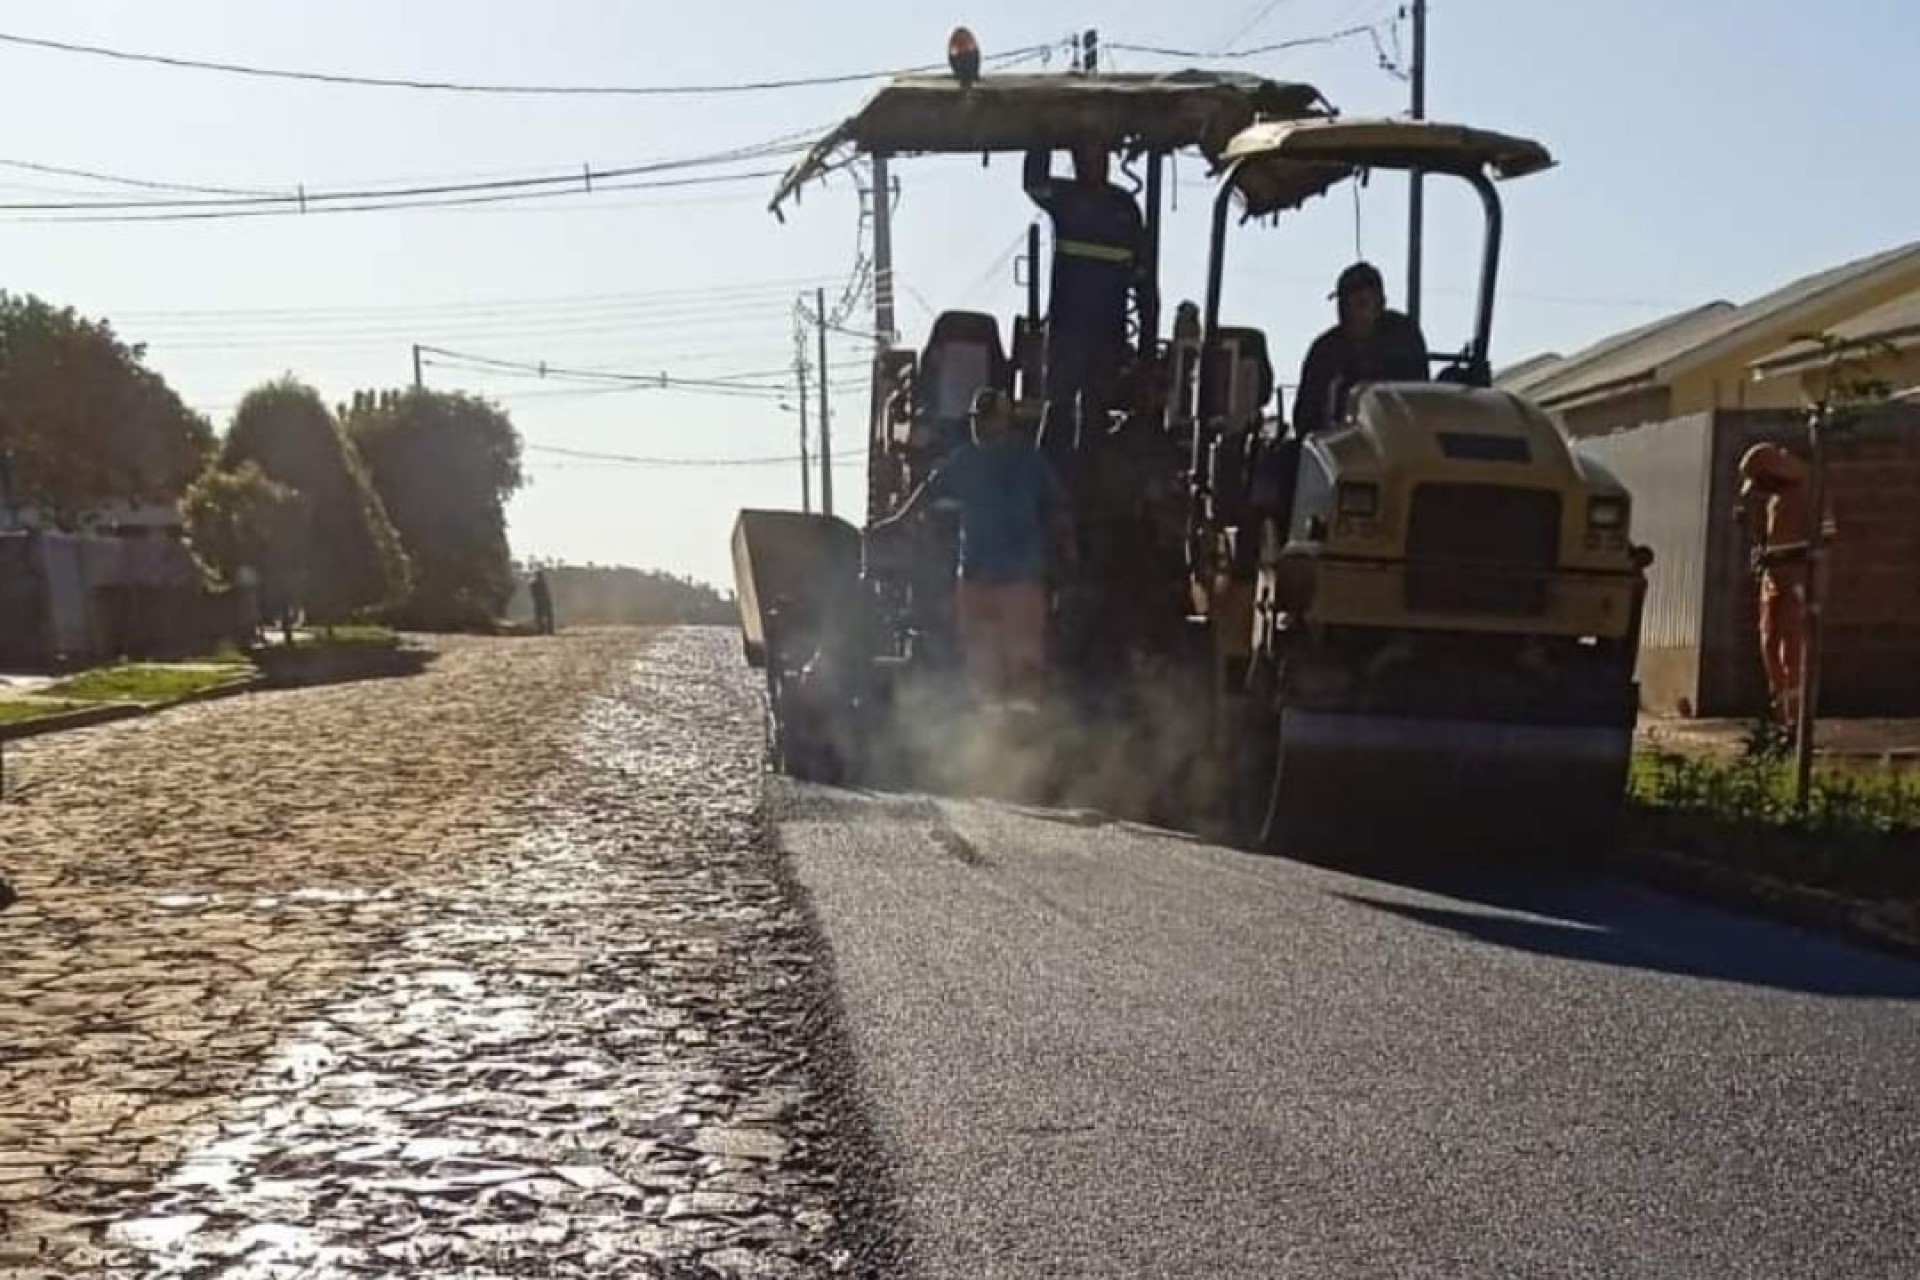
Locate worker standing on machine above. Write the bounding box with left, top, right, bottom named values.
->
left=1024, top=144, right=1145, bottom=459
left=1292, top=261, right=1430, bottom=437
left=1737, top=441, right=1824, bottom=731
left=871, top=388, right=1073, bottom=706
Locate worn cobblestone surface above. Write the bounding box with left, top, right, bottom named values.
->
left=0, top=628, right=860, bottom=1278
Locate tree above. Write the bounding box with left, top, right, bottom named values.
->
left=181, top=461, right=311, bottom=639
left=343, top=387, right=526, bottom=630
left=0, top=293, right=211, bottom=524
left=221, top=377, right=409, bottom=624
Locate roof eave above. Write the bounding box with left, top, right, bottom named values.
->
left=1534, top=370, right=1662, bottom=413
left=1750, top=323, right=1920, bottom=380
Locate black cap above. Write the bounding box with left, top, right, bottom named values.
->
left=1330, top=261, right=1385, bottom=301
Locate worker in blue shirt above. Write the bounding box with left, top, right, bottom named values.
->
left=872, top=388, right=1072, bottom=703
left=1024, top=145, right=1145, bottom=463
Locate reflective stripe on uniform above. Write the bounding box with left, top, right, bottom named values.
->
left=1056, top=237, right=1134, bottom=264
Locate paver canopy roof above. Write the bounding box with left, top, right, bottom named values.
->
left=770, top=70, right=1332, bottom=213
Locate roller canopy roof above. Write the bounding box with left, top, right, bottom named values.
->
left=1219, top=117, right=1553, bottom=217
left=771, top=70, right=1333, bottom=213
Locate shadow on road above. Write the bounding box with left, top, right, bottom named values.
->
left=1330, top=863, right=1920, bottom=999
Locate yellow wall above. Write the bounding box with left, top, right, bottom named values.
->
left=1557, top=387, right=1670, bottom=439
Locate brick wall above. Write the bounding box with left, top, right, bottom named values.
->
left=1819, top=405, right=1920, bottom=711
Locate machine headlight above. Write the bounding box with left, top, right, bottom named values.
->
left=1337, top=482, right=1380, bottom=519
left=1588, top=496, right=1628, bottom=531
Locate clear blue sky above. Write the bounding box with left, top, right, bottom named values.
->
left=0, top=0, right=1911, bottom=586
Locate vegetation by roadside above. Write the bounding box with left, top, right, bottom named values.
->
left=43, top=663, right=253, bottom=706
left=0, top=661, right=256, bottom=738
left=285, top=623, right=402, bottom=650
left=1625, top=733, right=1920, bottom=943
left=0, top=625, right=417, bottom=736
left=0, top=700, right=66, bottom=727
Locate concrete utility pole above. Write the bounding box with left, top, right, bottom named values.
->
left=412, top=343, right=424, bottom=389
left=1406, top=0, right=1428, bottom=325
left=816, top=288, right=833, bottom=518
left=869, top=156, right=896, bottom=352
left=794, top=322, right=813, bottom=514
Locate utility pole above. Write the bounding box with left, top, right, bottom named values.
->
left=1406, top=0, right=1428, bottom=326
left=412, top=343, right=424, bottom=389
left=1793, top=405, right=1834, bottom=810
left=794, top=316, right=812, bottom=514
left=869, top=155, right=896, bottom=351
left=816, top=287, right=833, bottom=518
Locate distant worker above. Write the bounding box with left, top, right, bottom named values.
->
left=1292, top=261, right=1430, bottom=437
left=1738, top=442, right=1824, bottom=730
left=531, top=569, right=556, bottom=636
left=872, top=388, right=1072, bottom=704
left=1024, top=144, right=1145, bottom=453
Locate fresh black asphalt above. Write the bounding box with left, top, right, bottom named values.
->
left=779, top=783, right=1920, bottom=1278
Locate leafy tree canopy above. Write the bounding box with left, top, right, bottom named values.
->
left=0, top=292, right=211, bottom=524
left=222, top=376, right=409, bottom=623
left=343, top=387, right=526, bottom=631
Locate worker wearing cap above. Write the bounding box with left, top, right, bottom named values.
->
left=873, top=387, right=1072, bottom=703
left=1025, top=145, right=1146, bottom=454
left=1291, top=261, right=1430, bottom=437
left=1738, top=441, right=1823, bottom=729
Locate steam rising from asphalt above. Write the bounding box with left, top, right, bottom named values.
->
left=864, top=663, right=1226, bottom=826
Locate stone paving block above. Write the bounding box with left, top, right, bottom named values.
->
left=0, top=630, right=861, bottom=1276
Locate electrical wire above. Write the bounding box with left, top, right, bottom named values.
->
left=526, top=443, right=865, bottom=468
left=1217, top=0, right=1303, bottom=53
left=419, top=346, right=790, bottom=397
left=0, top=146, right=802, bottom=213
left=0, top=156, right=277, bottom=198
left=119, top=276, right=844, bottom=323
left=0, top=29, right=1056, bottom=98
left=1108, top=24, right=1378, bottom=61
left=4, top=167, right=787, bottom=224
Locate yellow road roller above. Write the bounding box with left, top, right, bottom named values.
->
left=1192, top=119, right=1653, bottom=856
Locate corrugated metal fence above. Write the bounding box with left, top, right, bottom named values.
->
left=1578, top=405, right=1920, bottom=717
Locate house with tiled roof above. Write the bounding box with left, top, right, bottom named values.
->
left=1500, top=241, right=1920, bottom=437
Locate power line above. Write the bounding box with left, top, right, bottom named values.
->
left=526, top=443, right=865, bottom=468
left=1218, top=0, right=1304, bottom=52
left=1109, top=23, right=1381, bottom=61
left=419, top=346, right=791, bottom=397
left=118, top=276, right=844, bottom=323
left=0, top=156, right=276, bottom=198
left=4, top=167, right=786, bottom=224
left=0, top=29, right=1055, bottom=97
left=0, top=139, right=805, bottom=213
left=138, top=294, right=832, bottom=343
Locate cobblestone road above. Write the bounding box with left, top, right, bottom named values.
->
left=1, top=629, right=868, bottom=1278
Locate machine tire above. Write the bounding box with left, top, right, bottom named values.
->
left=1256, top=696, right=1361, bottom=861
left=1257, top=722, right=1324, bottom=857
left=1229, top=655, right=1281, bottom=851
left=768, top=668, right=844, bottom=786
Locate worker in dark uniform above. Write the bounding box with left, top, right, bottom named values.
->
left=1291, top=261, right=1430, bottom=437
left=1024, top=145, right=1145, bottom=463
left=530, top=569, right=556, bottom=636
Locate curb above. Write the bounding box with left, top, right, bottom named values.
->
left=0, top=702, right=146, bottom=742
left=0, top=674, right=263, bottom=743
left=1611, top=843, right=1920, bottom=963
